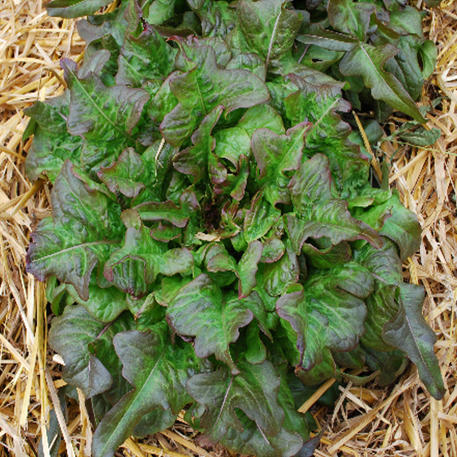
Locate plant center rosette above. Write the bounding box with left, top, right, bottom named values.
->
left=25, top=1, right=443, bottom=456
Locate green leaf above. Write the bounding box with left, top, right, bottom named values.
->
left=237, top=241, right=263, bottom=298
left=358, top=192, right=421, bottom=260
left=419, top=40, right=437, bottom=79
left=262, top=240, right=299, bottom=297
left=161, top=40, right=269, bottom=146
left=24, top=93, right=82, bottom=182
left=277, top=263, right=373, bottom=370
left=238, top=0, right=303, bottom=64
left=245, top=325, right=267, bottom=364
left=187, top=361, right=304, bottom=457
left=213, top=126, right=251, bottom=168
left=26, top=161, right=122, bottom=300
left=67, top=284, right=128, bottom=322
left=383, top=284, right=444, bottom=400
left=47, top=0, right=113, bottom=18
left=244, top=193, right=281, bottom=243
left=104, top=211, right=193, bottom=297
left=172, top=105, right=223, bottom=180
left=364, top=348, right=407, bottom=386
left=399, top=126, right=441, bottom=147
left=287, top=154, right=383, bottom=251
left=62, top=59, right=149, bottom=171
left=143, top=0, right=178, bottom=25
left=135, top=200, right=189, bottom=228
left=238, top=103, right=285, bottom=136
left=93, top=325, right=196, bottom=457
left=75, top=0, right=139, bottom=69
left=98, top=148, right=146, bottom=198
left=389, top=6, right=424, bottom=37
left=252, top=123, right=309, bottom=206
left=355, top=239, right=403, bottom=351
left=202, top=243, right=237, bottom=273
left=49, top=305, right=112, bottom=398
left=297, top=30, right=356, bottom=52
left=327, top=0, right=375, bottom=41
left=116, top=25, right=175, bottom=87
left=301, top=240, right=352, bottom=269
left=167, top=275, right=253, bottom=373
left=63, top=59, right=149, bottom=138
left=260, top=238, right=285, bottom=264
left=295, top=350, right=336, bottom=386
left=339, top=43, right=425, bottom=122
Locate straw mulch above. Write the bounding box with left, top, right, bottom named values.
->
left=1, top=1, right=456, bottom=456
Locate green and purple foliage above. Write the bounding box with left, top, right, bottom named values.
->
left=26, top=1, right=443, bottom=456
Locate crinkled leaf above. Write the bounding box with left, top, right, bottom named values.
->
left=202, top=243, right=237, bottom=273
left=287, top=199, right=384, bottom=253
left=260, top=238, right=285, bottom=264
left=98, top=148, right=146, bottom=198
left=283, top=90, right=370, bottom=198
left=63, top=59, right=149, bottom=138
left=355, top=240, right=403, bottom=350
left=104, top=211, right=193, bottom=297
left=161, top=41, right=269, bottom=146
left=173, top=105, right=222, bottom=180
left=238, top=0, right=303, bottom=63
left=277, top=263, right=373, bottom=370
left=262, top=240, right=299, bottom=297
left=358, top=192, right=421, bottom=260
left=252, top=123, right=309, bottom=206
left=93, top=325, right=196, bottom=457
left=116, top=25, right=176, bottom=87
left=187, top=361, right=304, bottom=457
left=25, top=93, right=82, bottom=182
left=67, top=284, right=128, bottom=322
left=26, top=161, right=122, bottom=300
left=167, top=275, right=253, bottom=373
left=62, top=59, right=149, bottom=171
left=289, top=154, right=334, bottom=209
left=244, top=193, right=281, bottom=243
left=287, top=155, right=383, bottom=252
left=49, top=305, right=112, bottom=398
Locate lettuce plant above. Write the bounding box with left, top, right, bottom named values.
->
left=26, top=1, right=443, bottom=456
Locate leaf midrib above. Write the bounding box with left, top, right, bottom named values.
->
left=37, top=240, right=119, bottom=261
left=68, top=66, right=135, bottom=139
left=98, top=350, right=167, bottom=457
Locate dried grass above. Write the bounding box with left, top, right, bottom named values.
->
left=0, top=1, right=456, bottom=456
